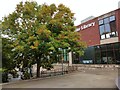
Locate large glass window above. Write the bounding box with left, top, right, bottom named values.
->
left=110, top=21, right=116, bottom=32
left=101, top=51, right=107, bottom=64
left=95, top=52, right=101, bottom=64
left=101, top=45, right=107, bottom=51
left=99, top=15, right=117, bottom=40
left=104, top=18, right=109, bottom=24
left=114, top=42, right=120, bottom=50
left=94, top=42, right=120, bottom=64
left=107, top=51, right=115, bottom=64
left=115, top=50, right=120, bottom=64
left=106, top=44, right=113, bottom=51
left=99, top=25, right=105, bottom=35
left=105, top=24, right=111, bottom=33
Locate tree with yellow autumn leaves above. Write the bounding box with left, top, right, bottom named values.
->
left=1, top=1, right=86, bottom=78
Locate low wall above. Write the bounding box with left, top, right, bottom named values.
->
left=53, top=63, right=69, bottom=69
left=73, top=64, right=120, bottom=70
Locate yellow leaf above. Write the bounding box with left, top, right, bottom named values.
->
left=36, top=29, right=42, bottom=35
left=29, top=36, right=35, bottom=41
left=30, top=45, right=37, bottom=49
left=16, top=46, right=24, bottom=51
left=34, top=40, right=39, bottom=47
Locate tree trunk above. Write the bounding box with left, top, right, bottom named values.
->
left=36, top=59, right=41, bottom=78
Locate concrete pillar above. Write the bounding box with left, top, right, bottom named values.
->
left=69, top=52, right=72, bottom=66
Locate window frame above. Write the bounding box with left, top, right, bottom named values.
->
left=98, top=15, right=117, bottom=40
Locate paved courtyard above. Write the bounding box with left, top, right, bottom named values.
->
left=1, top=68, right=119, bottom=88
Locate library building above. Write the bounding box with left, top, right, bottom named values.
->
left=74, top=8, right=120, bottom=64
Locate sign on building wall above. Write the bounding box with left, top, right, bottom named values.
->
left=80, top=22, right=95, bottom=30
left=76, top=22, right=95, bottom=31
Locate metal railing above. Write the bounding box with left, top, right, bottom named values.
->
left=38, top=66, right=78, bottom=78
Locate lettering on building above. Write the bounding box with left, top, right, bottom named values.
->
left=80, top=22, right=95, bottom=30
left=76, top=22, right=95, bottom=31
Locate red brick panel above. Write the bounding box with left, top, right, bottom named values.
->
left=77, top=18, right=100, bottom=47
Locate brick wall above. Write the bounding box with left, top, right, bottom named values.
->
left=77, top=18, right=100, bottom=46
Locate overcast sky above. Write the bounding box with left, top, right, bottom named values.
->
left=0, top=0, right=120, bottom=25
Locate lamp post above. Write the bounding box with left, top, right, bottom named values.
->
left=66, top=52, right=69, bottom=73
left=62, top=56, right=64, bottom=75
left=58, top=48, right=64, bottom=75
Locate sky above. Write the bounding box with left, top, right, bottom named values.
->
left=0, top=0, right=120, bottom=25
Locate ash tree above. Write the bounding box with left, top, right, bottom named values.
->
left=1, top=1, right=86, bottom=78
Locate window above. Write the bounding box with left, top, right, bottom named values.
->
left=114, top=42, right=120, bottom=50
left=98, top=15, right=117, bottom=40
left=101, top=45, right=107, bottom=51
left=110, top=21, right=116, bottom=32
left=105, top=24, right=110, bottom=33
left=101, top=35, right=105, bottom=39
left=106, top=33, right=110, bottom=38
left=110, top=16, right=115, bottom=22
left=99, top=25, right=105, bottom=35
left=99, top=20, right=104, bottom=25
left=104, top=18, right=109, bottom=24
left=107, top=44, right=113, bottom=50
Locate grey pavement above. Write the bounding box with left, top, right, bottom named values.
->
left=1, top=68, right=118, bottom=88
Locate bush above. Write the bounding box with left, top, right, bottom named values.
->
left=21, top=68, right=30, bottom=80
left=9, top=70, right=18, bottom=78
left=2, top=71, right=8, bottom=83
left=24, top=71, right=30, bottom=80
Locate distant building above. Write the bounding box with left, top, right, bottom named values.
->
left=119, top=1, right=120, bottom=8
left=81, top=16, right=95, bottom=24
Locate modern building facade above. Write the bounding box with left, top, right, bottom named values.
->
left=74, top=8, right=120, bottom=64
